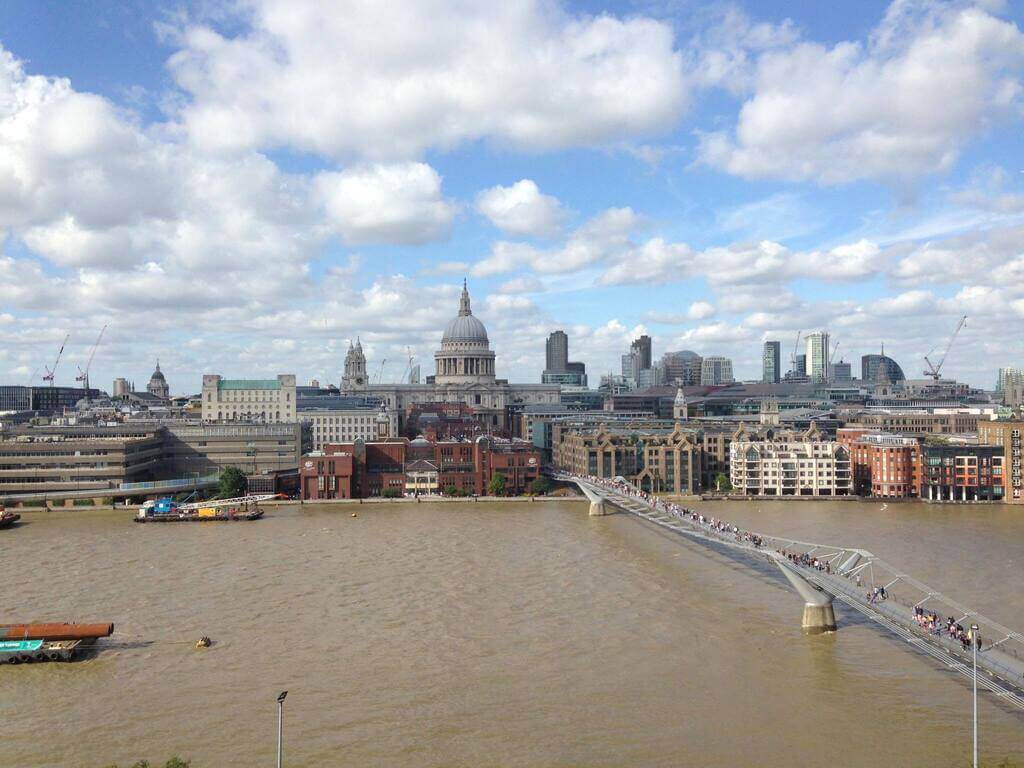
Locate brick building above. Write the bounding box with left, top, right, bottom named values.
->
left=850, top=434, right=921, bottom=498
left=299, top=436, right=541, bottom=499
left=978, top=420, right=1023, bottom=504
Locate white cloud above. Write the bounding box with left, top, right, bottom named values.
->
left=315, top=163, right=456, bottom=245
left=687, top=301, right=716, bottom=320
left=476, top=179, right=567, bottom=238
left=166, top=1, right=688, bottom=160
left=472, top=207, right=640, bottom=277
left=699, top=3, right=1024, bottom=183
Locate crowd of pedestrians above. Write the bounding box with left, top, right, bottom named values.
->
left=914, top=606, right=981, bottom=651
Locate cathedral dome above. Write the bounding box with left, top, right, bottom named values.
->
left=440, top=280, right=489, bottom=345
left=442, top=314, right=489, bottom=344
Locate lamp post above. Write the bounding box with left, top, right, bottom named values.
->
left=276, top=690, right=288, bottom=768
left=971, top=623, right=979, bottom=768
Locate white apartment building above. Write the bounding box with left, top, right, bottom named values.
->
left=730, top=439, right=851, bottom=496
left=201, top=375, right=297, bottom=423
left=300, top=406, right=398, bottom=450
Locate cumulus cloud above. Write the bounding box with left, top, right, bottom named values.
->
left=476, top=179, right=568, bottom=238
left=699, top=3, right=1024, bottom=183
left=315, top=163, right=456, bottom=245
left=165, top=1, right=688, bottom=159
left=472, top=207, right=640, bottom=277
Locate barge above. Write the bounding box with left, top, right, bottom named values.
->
left=0, top=622, right=114, bottom=664
left=134, top=494, right=278, bottom=523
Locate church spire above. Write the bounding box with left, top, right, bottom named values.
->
left=459, top=279, right=472, bottom=316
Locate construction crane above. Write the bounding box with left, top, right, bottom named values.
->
left=831, top=339, right=840, bottom=360
left=42, top=333, right=70, bottom=387
left=75, top=324, right=108, bottom=400
left=402, top=346, right=415, bottom=383
left=923, top=315, right=967, bottom=381
left=375, top=358, right=387, bottom=384
left=790, top=330, right=802, bottom=373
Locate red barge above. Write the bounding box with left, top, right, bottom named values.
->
left=0, top=622, right=113, bottom=664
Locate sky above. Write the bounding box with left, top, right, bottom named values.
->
left=1, top=0, right=1023, bottom=394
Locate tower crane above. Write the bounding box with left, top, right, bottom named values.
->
left=42, top=333, right=70, bottom=387
left=831, top=339, right=840, bottom=360
left=75, top=324, right=108, bottom=401
left=923, top=315, right=966, bottom=381
left=375, top=359, right=387, bottom=384
left=790, top=330, right=802, bottom=374
left=402, top=346, right=415, bottom=383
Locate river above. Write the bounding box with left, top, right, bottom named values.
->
left=1, top=499, right=1021, bottom=767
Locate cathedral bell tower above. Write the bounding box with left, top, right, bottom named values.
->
left=342, top=338, right=368, bottom=391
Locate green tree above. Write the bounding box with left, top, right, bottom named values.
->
left=714, top=473, right=732, bottom=492
left=487, top=473, right=507, bottom=496
left=217, top=466, right=248, bottom=499
left=381, top=487, right=402, bottom=498
left=529, top=477, right=552, bottom=496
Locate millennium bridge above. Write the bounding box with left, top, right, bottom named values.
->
left=556, top=472, right=1024, bottom=712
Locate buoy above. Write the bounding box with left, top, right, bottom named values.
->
left=351, top=512, right=358, bottom=518
left=195, top=636, right=212, bottom=649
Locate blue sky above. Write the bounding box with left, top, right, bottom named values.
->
left=1, top=0, right=1023, bottom=393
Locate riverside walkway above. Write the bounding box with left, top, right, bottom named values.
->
left=557, top=472, right=1024, bottom=712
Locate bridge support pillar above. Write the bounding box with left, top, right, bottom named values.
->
left=589, top=498, right=609, bottom=516
left=774, top=557, right=837, bottom=634
left=801, top=602, right=837, bottom=634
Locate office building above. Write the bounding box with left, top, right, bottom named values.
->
left=828, top=360, right=852, bottom=382
left=631, top=335, right=652, bottom=371
left=0, top=385, right=102, bottom=415
left=545, top=331, right=568, bottom=372
left=861, top=352, right=906, bottom=384
left=201, top=375, right=297, bottom=423
left=542, top=331, right=587, bottom=387
left=804, top=331, right=830, bottom=383
left=700, top=356, right=734, bottom=386
left=661, top=351, right=702, bottom=386
left=762, top=341, right=781, bottom=384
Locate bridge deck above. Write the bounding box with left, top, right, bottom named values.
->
left=559, top=474, right=1024, bottom=712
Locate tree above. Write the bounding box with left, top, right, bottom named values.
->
left=217, top=466, right=248, bottom=499
left=529, top=477, right=552, bottom=496
left=381, top=487, right=402, bottom=498
left=487, top=473, right=507, bottom=496
left=714, top=472, right=732, bottom=492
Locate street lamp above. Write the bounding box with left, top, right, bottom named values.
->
left=971, top=623, right=979, bottom=768
left=276, top=690, right=288, bottom=768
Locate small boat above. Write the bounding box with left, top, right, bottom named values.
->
left=134, top=495, right=275, bottom=523
left=0, top=506, right=21, bottom=529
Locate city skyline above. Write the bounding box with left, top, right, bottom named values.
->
left=1, top=1, right=1024, bottom=392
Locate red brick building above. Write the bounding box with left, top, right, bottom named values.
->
left=300, top=436, right=541, bottom=499
left=850, top=434, right=921, bottom=498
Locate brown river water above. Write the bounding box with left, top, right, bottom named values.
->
left=1, top=499, right=1022, bottom=767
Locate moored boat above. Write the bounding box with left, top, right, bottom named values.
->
left=0, top=622, right=114, bottom=664
left=134, top=494, right=278, bottom=523
left=0, top=505, right=20, bottom=528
